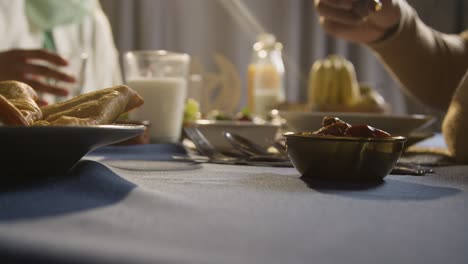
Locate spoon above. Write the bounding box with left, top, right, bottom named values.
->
left=223, top=131, right=270, bottom=156
left=223, top=131, right=289, bottom=162
left=266, top=138, right=288, bottom=156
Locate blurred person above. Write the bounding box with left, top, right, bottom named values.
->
left=314, top=0, right=468, bottom=163
left=0, top=0, right=121, bottom=105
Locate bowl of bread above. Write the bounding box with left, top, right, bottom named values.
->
left=0, top=80, right=145, bottom=182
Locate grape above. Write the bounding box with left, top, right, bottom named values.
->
left=184, top=98, right=201, bottom=123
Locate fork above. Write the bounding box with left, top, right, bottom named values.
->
left=183, top=126, right=240, bottom=164
left=182, top=127, right=293, bottom=167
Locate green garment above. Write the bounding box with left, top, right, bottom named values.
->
left=25, top=0, right=96, bottom=31
left=43, top=30, right=56, bottom=51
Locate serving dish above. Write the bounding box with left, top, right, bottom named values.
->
left=192, top=119, right=280, bottom=153
left=0, top=124, right=145, bottom=183
left=278, top=111, right=435, bottom=136
left=284, top=132, right=406, bottom=181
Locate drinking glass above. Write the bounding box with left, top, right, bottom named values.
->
left=59, top=51, right=88, bottom=99
left=36, top=51, right=88, bottom=104
left=123, top=50, right=190, bottom=143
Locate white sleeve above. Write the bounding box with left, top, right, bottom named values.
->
left=0, top=0, right=26, bottom=50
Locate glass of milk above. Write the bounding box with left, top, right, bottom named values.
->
left=123, top=50, right=190, bottom=143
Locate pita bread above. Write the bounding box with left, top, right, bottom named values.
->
left=0, top=81, right=42, bottom=125
left=0, top=81, right=144, bottom=127
left=35, top=85, right=144, bottom=126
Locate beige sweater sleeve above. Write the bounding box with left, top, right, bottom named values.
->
left=442, top=72, right=468, bottom=164
left=369, top=1, right=468, bottom=111
left=368, top=1, right=468, bottom=163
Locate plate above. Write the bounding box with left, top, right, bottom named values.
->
left=193, top=120, right=280, bottom=153
left=278, top=111, right=435, bottom=136
left=0, top=124, right=145, bottom=183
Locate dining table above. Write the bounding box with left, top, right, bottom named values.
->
left=0, top=133, right=467, bottom=264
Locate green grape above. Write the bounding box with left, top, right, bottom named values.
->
left=184, top=98, right=200, bottom=123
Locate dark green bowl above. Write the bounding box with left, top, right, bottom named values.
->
left=284, top=132, right=406, bottom=181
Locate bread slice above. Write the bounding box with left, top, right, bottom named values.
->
left=0, top=81, right=42, bottom=125
left=35, top=85, right=144, bottom=126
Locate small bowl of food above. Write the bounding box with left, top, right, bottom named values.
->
left=284, top=116, right=406, bottom=181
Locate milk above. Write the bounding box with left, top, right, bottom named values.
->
left=127, top=77, right=187, bottom=143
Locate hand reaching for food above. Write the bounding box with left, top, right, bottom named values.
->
left=314, top=0, right=401, bottom=43
left=0, top=80, right=144, bottom=126
left=0, top=49, right=76, bottom=101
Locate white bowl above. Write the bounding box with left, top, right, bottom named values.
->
left=278, top=111, right=435, bottom=136
left=194, top=120, right=280, bottom=153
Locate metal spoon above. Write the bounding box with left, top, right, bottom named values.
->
left=223, top=131, right=270, bottom=156
left=391, top=163, right=434, bottom=176
left=184, top=127, right=239, bottom=164
left=223, top=131, right=289, bottom=162
left=266, top=138, right=288, bottom=156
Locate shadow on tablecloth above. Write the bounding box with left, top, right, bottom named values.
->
left=303, top=178, right=461, bottom=201
left=0, top=160, right=135, bottom=221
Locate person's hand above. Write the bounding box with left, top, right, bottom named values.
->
left=314, top=0, right=402, bottom=43
left=0, top=49, right=76, bottom=103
